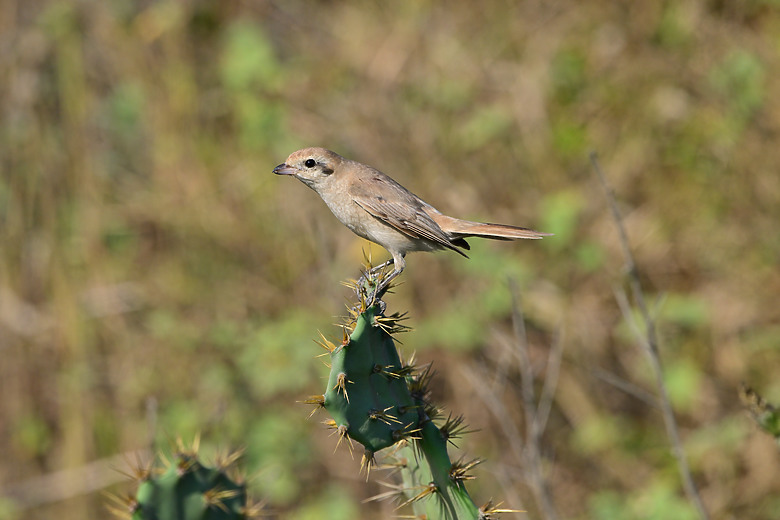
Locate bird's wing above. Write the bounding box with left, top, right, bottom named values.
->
left=348, top=172, right=468, bottom=257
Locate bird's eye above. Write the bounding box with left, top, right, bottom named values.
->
left=304, top=159, right=316, bottom=168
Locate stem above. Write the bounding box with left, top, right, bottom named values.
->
left=590, top=152, right=710, bottom=520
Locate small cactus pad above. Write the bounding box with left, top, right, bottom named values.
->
left=112, top=445, right=253, bottom=520
left=323, top=304, right=419, bottom=453
left=133, top=453, right=246, bottom=520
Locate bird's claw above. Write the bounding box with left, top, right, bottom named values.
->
left=354, top=264, right=395, bottom=312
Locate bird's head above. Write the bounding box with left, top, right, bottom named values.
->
left=273, top=147, right=344, bottom=191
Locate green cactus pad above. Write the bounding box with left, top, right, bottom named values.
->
left=395, top=420, right=482, bottom=520
left=310, top=267, right=517, bottom=519
left=130, top=451, right=247, bottom=520
left=323, top=304, right=418, bottom=453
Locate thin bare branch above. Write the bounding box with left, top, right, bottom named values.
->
left=590, top=151, right=709, bottom=520
left=591, top=365, right=660, bottom=409
left=0, top=449, right=152, bottom=510
left=507, top=282, right=561, bottom=520
left=535, top=327, right=564, bottom=436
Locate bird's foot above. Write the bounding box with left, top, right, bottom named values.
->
left=353, top=262, right=398, bottom=312
left=355, top=259, right=393, bottom=297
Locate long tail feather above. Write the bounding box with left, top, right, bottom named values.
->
left=431, top=213, right=552, bottom=240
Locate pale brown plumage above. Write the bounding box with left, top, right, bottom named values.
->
left=273, top=147, right=550, bottom=290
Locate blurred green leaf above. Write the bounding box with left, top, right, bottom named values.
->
left=458, top=105, right=514, bottom=150
left=632, top=480, right=698, bottom=520
left=417, top=77, right=475, bottom=111
left=38, top=1, right=77, bottom=37
left=238, top=311, right=327, bottom=399
left=589, top=490, right=631, bottom=520
left=289, top=485, right=359, bottom=520
left=455, top=241, right=533, bottom=281
left=158, top=400, right=203, bottom=437
left=709, top=50, right=765, bottom=120
left=686, top=416, right=747, bottom=466
left=540, top=189, right=586, bottom=249
left=220, top=21, right=281, bottom=91
left=219, top=21, right=285, bottom=149
left=106, top=82, right=145, bottom=137
left=414, top=301, right=485, bottom=352
left=742, top=325, right=780, bottom=352
left=12, top=414, right=52, bottom=457
left=664, top=359, right=702, bottom=412
left=0, top=498, right=19, bottom=520
left=247, top=411, right=313, bottom=504
left=101, top=219, right=138, bottom=254
left=659, top=293, right=710, bottom=330
left=551, top=48, right=587, bottom=105
left=654, top=3, right=694, bottom=48
left=414, top=245, right=535, bottom=352
left=573, top=415, right=622, bottom=454
left=575, top=240, right=606, bottom=272
left=551, top=117, right=588, bottom=159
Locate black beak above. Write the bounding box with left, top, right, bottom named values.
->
left=273, top=163, right=296, bottom=176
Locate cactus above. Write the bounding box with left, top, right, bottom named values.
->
left=316, top=301, right=418, bottom=459
left=304, top=265, right=518, bottom=519
left=110, top=440, right=260, bottom=520
left=390, top=422, right=481, bottom=519
left=388, top=374, right=517, bottom=520
left=740, top=383, right=780, bottom=446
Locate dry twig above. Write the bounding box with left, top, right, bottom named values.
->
left=590, top=152, right=710, bottom=520
left=464, top=284, right=563, bottom=520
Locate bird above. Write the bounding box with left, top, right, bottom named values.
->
left=273, top=147, right=550, bottom=294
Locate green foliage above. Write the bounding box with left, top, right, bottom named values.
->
left=654, top=3, right=695, bottom=49
left=573, top=414, right=623, bottom=455
left=408, top=244, right=535, bottom=353
left=550, top=48, right=587, bottom=105
left=574, top=240, right=606, bottom=272
left=105, top=82, right=146, bottom=141
left=246, top=412, right=311, bottom=503
left=288, top=485, right=359, bottom=520
left=589, top=481, right=698, bottom=520
left=658, top=294, right=710, bottom=331
left=219, top=21, right=286, bottom=151
left=412, top=281, right=513, bottom=353
left=551, top=117, right=588, bottom=160
left=664, top=359, right=703, bottom=412
left=741, top=325, right=780, bottom=353
left=709, top=50, right=765, bottom=121
left=11, top=414, right=52, bottom=458
left=0, top=498, right=18, bottom=520
left=685, top=416, right=747, bottom=469
left=458, top=105, right=514, bottom=151
left=540, top=190, right=586, bottom=249
left=220, top=22, right=281, bottom=91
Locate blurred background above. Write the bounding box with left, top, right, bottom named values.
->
left=1, top=1, right=779, bottom=518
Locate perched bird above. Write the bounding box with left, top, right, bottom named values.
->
left=274, top=147, right=550, bottom=292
